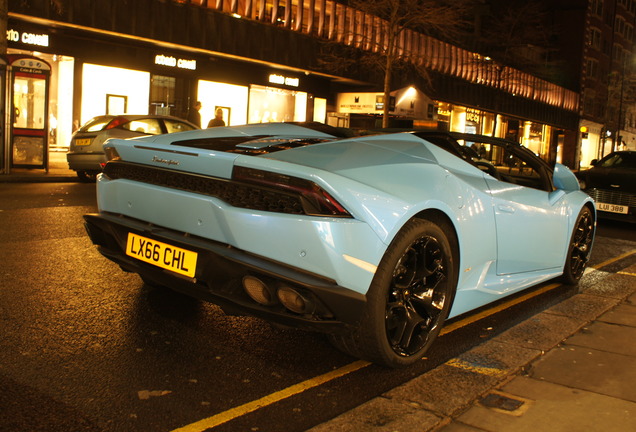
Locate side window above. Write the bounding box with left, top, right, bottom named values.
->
left=123, top=119, right=162, bottom=135
left=460, top=140, right=548, bottom=190
left=496, top=148, right=542, bottom=187
left=165, top=120, right=197, bottom=134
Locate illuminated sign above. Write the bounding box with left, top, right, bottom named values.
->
left=268, top=73, right=299, bottom=87
left=6, top=29, right=49, bottom=47
left=154, top=54, right=197, bottom=70
left=466, top=109, right=481, bottom=123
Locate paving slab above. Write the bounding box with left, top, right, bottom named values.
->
left=542, top=292, right=617, bottom=321
left=384, top=363, right=503, bottom=418
left=565, top=320, right=636, bottom=356
left=597, top=303, right=636, bottom=327
left=449, top=376, right=636, bottom=432
left=528, top=345, right=636, bottom=402
left=491, top=312, right=583, bottom=352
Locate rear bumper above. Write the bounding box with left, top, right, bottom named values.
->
left=84, top=212, right=367, bottom=332
left=67, top=152, right=105, bottom=171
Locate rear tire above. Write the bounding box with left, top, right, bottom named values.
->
left=77, top=170, right=99, bottom=182
left=330, top=218, right=458, bottom=368
left=559, top=206, right=594, bottom=285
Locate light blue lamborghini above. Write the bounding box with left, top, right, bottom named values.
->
left=84, top=122, right=596, bottom=367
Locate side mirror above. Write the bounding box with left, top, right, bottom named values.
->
left=553, top=163, right=580, bottom=191
left=590, top=159, right=598, bottom=166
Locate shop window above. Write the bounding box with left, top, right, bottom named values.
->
left=151, top=75, right=176, bottom=116
left=106, top=94, right=127, bottom=115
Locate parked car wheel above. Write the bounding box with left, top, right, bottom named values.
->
left=559, top=206, right=595, bottom=285
left=330, top=218, right=458, bottom=368
left=77, top=170, right=99, bottom=182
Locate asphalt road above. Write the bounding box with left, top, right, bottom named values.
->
left=0, top=182, right=634, bottom=432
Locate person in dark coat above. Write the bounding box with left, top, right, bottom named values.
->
left=207, top=108, right=226, bottom=127
left=187, top=101, right=202, bottom=127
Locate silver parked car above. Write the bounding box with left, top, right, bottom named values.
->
left=67, top=114, right=199, bottom=181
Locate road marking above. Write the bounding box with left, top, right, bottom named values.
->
left=173, top=248, right=636, bottom=431
left=445, top=358, right=508, bottom=377
left=171, top=360, right=370, bottom=431
left=441, top=282, right=562, bottom=335
left=592, top=249, right=636, bottom=269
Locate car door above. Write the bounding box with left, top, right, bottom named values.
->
left=482, top=144, right=569, bottom=275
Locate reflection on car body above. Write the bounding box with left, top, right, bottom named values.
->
left=84, top=123, right=596, bottom=367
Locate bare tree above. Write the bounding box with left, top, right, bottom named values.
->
left=477, top=0, right=556, bottom=79
left=321, top=0, right=472, bottom=128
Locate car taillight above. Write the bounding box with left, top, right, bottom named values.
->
left=232, top=166, right=351, bottom=217
left=105, top=116, right=129, bottom=130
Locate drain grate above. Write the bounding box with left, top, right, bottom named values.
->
left=480, top=392, right=525, bottom=411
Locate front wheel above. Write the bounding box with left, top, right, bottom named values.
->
left=330, top=218, right=458, bottom=368
left=559, top=206, right=595, bottom=285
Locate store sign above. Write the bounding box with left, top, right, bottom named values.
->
left=268, top=74, right=299, bottom=87
left=466, top=109, right=481, bottom=123
left=11, top=57, right=51, bottom=73
left=337, top=93, right=378, bottom=113
left=154, top=54, right=197, bottom=70
left=6, top=29, right=50, bottom=47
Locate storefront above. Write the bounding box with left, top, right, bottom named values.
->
left=333, top=87, right=437, bottom=130
left=436, top=102, right=560, bottom=163
left=3, top=18, right=330, bottom=174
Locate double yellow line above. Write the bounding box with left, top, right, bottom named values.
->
left=172, top=249, right=636, bottom=432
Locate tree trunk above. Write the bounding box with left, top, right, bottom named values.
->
left=382, top=53, right=392, bottom=128
left=0, top=0, right=8, bottom=55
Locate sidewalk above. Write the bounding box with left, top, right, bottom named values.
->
left=308, top=260, right=636, bottom=432
left=0, top=150, right=78, bottom=183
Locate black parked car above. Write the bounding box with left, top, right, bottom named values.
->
left=577, top=151, right=636, bottom=222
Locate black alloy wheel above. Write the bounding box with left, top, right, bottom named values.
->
left=386, top=235, right=449, bottom=357
left=560, top=206, right=595, bottom=285
left=330, top=218, right=457, bottom=368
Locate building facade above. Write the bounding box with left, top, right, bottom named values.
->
left=2, top=0, right=587, bottom=174
left=578, top=0, right=636, bottom=168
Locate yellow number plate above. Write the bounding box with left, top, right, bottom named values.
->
left=126, top=233, right=198, bottom=278
left=75, top=138, right=93, bottom=146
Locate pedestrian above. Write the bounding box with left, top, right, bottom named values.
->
left=207, top=108, right=226, bottom=127
left=187, top=101, right=202, bottom=128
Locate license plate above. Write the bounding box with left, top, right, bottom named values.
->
left=126, top=233, right=198, bottom=278
left=74, top=138, right=93, bottom=146
left=596, top=202, right=629, bottom=214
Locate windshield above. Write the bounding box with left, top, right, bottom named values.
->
left=598, top=152, right=636, bottom=169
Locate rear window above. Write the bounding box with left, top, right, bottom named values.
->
left=165, top=119, right=198, bottom=133
left=120, top=119, right=163, bottom=135
left=78, top=116, right=115, bottom=133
